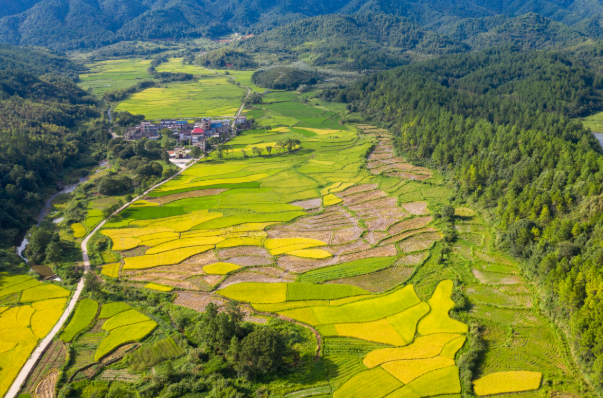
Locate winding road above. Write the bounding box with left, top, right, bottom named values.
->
left=5, top=157, right=202, bottom=398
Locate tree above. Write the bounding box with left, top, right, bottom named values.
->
left=161, top=150, right=170, bottom=163
left=252, top=147, right=261, bottom=157
left=25, top=226, right=52, bottom=264
left=237, top=328, right=285, bottom=380
left=84, top=272, right=102, bottom=297
left=191, top=146, right=202, bottom=158
left=45, top=240, right=62, bottom=264
left=440, top=205, right=455, bottom=219
left=266, top=146, right=273, bottom=156
left=216, top=145, right=224, bottom=160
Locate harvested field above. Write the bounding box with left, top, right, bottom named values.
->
left=220, top=272, right=295, bottom=288
left=291, top=198, right=322, bottom=209
left=401, top=201, right=429, bottom=215
left=277, top=255, right=338, bottom=273
left=218, top=246, right=271, bottom=259
left=328, top=266, right=414, bottom=293
left=203, top=275, right=223, bottom=286
left=389, top=216, right=433, bottom=235
left=35, top=369, right=59, bottom=398
left=174, top=291, right=225, bottom=312
left=326, top=240, right=372, bottom=256
left=379, top=227, right=438, bottom=246
left=248, top=267, right=286, bottom=277
left=181, top=251, right=219, bottom=266
left=23, top=340, right=66, bottom=394
left=340, top=245, right=397, bottom=263
left=145, top=189, right=228, bottom=205
left=341, top=190, right=387, bottom=206
left=330, top=227, right=362, bottom=245
left=367, top=232, right=387, bottom=245
left=338, top=184, right=378, bottom=196
left=395, top=252, right=429, bottom=266
left=398, top=232, right=442, bottom=253
left=223, top=256, right=274, bottom=266
left=267, top=229, right=332, bottom=242
left=365, top=217, right=400, bottom=232
left=348, top=197, right=400, bottom=214
left=128, top=271, right=192, bottom=281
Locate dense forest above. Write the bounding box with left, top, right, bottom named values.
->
left=252, top=68, right=318, bottom=90
left=0, top=45, right=106, bottom=249
left=1, top=0, right=603, bottom=50
left=332, top=46, right=603, bottom=387
left=196, top=48, right=257, bottom=70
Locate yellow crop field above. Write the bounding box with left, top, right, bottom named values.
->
left=95, top=320, right=157, bottom=361
left=382, top=356, right=456, bottom=383
left=440, top=336, right=467, bottom=359
left=204, top=262, right=241, bottom=274
left=16, top=305, right=34, bottom=327
left=404, top=365, right=461, bottom=396
left=123, top=245, right=214, bottom=269
left=217, top=237, right=264, bottom=248
left=417, top=280, right=468, bottom=335
left=139, top=231, right=181, bottom=242
left=0, top=340, right=38, bottom=397
left=265, top=238, right=327, bottom=250
left=144, top=210, right=223, bottom=232
left=386, top=302, right=430, bottom=342
left=330, top=182, right=355, bottom=194
left=145, top=283, right=174, bottom=292
left=31, top=298, right=68, bottom=338
left=324, top=194, right=342, bottom=206
left=279, top=307, right=318, bottom=325
left=182, top=223, right=276, bottom=239
left=363, top=333, right=463, bottom=368
left=287, top=249, right=332, bottom=259
left=146, top=236, right=224, bottom=255
left=71, top=223, right=87, bottom=238
left=103, top=309, right=151, bottom=331
left=311, top=285, right=421, bottom=324
left=102, top=226, right=172, bottom=238
left=101, top=263, right=121, bottom=278
left=334, top=318, right=407, bottom=346
left=21, top=284, right=70, bottom=302
left=141, top=237, right=180, bottom=247
left=218, top=282, right=288, bottom=304
left=156, top=174, right=269, bottom=193
left=253, top=300, right=327, bottom=312
left=333, top=367, right=403, bottom=398
left=110, top=236, right=142, bottom=251
left=473, top=371, right=542, bottom=396
left=185, top=163, right=248, bottom=178
left=321, top=182, right=342, bottom=195
left=297, top=127, right=343, bottom=135
left=99, top=302, right=132, bottom=319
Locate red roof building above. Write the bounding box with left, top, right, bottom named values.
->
left=192, top=128, right=205, bottom=135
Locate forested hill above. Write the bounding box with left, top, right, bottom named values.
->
left=331, top=46, right=603, bottom=387
left=0, top=44, right=81, bottom=78
left=1, top=0, right=603, bottom=49
left=0, top=46, right=106, bottom=248
left=238, top=14, right=468, bottom=70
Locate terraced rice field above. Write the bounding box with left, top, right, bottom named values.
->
left=0, top=274, right=71, bottom=397
left=86, top=96, right=583, bottom=397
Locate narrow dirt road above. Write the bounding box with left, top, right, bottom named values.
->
left=6, top=157, right=202, bottom=398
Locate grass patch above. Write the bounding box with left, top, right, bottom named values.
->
left=95, top=320, right=157, bottom=361
left=286, top=283, right=368, bottom=301
left=99, top=302, right=132, bottom=319
left=127, top=337, right=185, bottom=372
left=103, top=309, right=152, bottom=331
left=299, top=257, right=395, bottom=283
left=218, top=282, right=288, bottom=304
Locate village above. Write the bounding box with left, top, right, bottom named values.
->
left=124, top=115, right=252, bottom=160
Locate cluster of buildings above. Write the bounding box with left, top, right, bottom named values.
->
left=124, top=117, right=250, bottom=153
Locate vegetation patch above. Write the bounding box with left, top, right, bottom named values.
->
left=20, top=284, right=70, bottom=303
left=144, top=283, right=174, bottom=292
left=101, top=263, right=121, bottom=278
left=71, top=223, right=87, bottom=238
left=98, top=302, right=132, bottom=319
left=95, top=320, right=157, bottom=361
left=60, top=299, right=99, bottom=342
left=127, top=337, right=185, bottom=372
left=102, top=309, right=152, bottom=331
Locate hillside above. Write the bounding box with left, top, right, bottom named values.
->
left=1, top=0, right=603, bottom=49
left=238, top=14, right=468, bottom=70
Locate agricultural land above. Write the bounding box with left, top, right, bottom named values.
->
left=65, top=91, right=592, bottom=398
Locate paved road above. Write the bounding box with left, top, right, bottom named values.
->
left=5, top=156, right=202, bottom=398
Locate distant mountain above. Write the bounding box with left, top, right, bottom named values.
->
left=238, top=14, right=469, bottom=70
left=441, top=13, right=589, bottom=50
left=0, top=0, right=603, bottom=50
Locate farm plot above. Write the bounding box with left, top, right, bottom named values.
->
left=0, top=274, right=70, bottom=397
left=115, top=77, right=245, bottom=119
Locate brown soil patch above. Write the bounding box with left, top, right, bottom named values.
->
left=219, top=272, right=295, bottom=288
left=291, top=198, right=322, bottom=209
left=331, top=227, right=362, bottom=245
left=379, top=227, right=438, bottom=246
left=247, top=267, right=286, bottom=277
left=340, top=245, right=397, bottom=262
left=224, top=256, right=274, bottom=266
left=395, top=252, right=429, bottom=266
left=100, top=343, right=138, bottom=365
left=23, top=340, right=66, bottom=394
left=175, top=291, right=225, bottom=312
left=218, top=246, right=271, bottom=259
left=401, top=201, right=429, bottom=215
left=128, top=271, right=193, bottom=280
left=341, top=190, right=387, bottom=206
left=145, top=189, right=228, bottom=205
left=367, top=231, right=387, bottom=245
left=365, top=217, right=400, bottom=232
left=89, top=319, right=107, bottom=333
left=98, top=369, right=141, bottom=382
left=35, top=369, right=59, bottom=398
left=203, top=274, right=224, bottom=286
left=181, top=250, right=219, bottom=265
left=338, top=184, right=378, bottom=196
left=154, top=279, right=200, bottom=290
left=328, top=266, right=414, bottom=293
left=398, top=232, right=442, bottom=253
left=326, top=239, right=371, bottom=255
left=278, top=256, right=338, bottom=273
left=472, top=270, right=522, bottom=285
left=389, top=216, right=434, bottom=235
left=349, top=197, right=398, bottom=213
left=267, top=229, right=332, bottom=242
left=121, top=246, right=149, bottom=257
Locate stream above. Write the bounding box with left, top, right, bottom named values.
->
left=593, top=132, right=603, bottom=148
